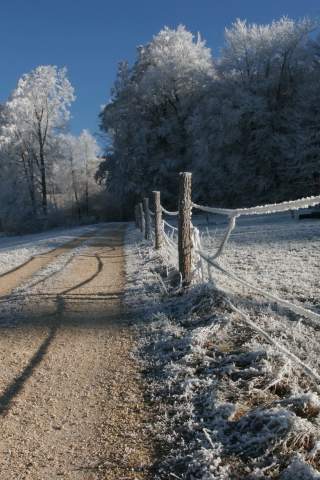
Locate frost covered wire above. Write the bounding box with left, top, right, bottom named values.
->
left=149, top=196, right=320, bottom=328
left=191, top=224, right=206, bottom=284
left=197, top=250, right=320, bottom=324
left=163, top=219, right=178, bottom=231
left=161, top=206, right=179, bottom=216
left=162, top=227, right=178, bottom=251
left=191, top=197, right=320, bottom=286
left=191, top=194, right=320, bottom=216
left=191, top=195, right=320, bottom=321
left=210, top=214, right=237, bottom=260
left=224, top=297, right=320, bottom=382
left=148, top=211, right=155, bottom=241
left=149, top=222, right=155, bottom=242
left=162, top=221, right=179, bottom=269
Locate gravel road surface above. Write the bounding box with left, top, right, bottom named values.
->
left=0, top=225, right=156, bottom=480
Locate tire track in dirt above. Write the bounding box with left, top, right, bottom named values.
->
left=0, top=229, right=105, bottom=298
left=0, top=225, right=158, bottom=479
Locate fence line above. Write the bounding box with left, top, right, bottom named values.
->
left=197, top=249, right=320, bottom=323
left=134, top=173, right=320, bottom=381
left=161, top=206, right=179, bottom=216
left=152, top=191, right=162, bottom=251
left=135, top=174, right=320, bottom=294
left=163, top=219, right=178, bottom=231
left=178, top=172, right=192, bottom=285
left=225, top=299, right=320, bottom=382
left=191, top=195, right=320, bottom=216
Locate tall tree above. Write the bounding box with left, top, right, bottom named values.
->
left=58, top=130, right=101, bottom=218
left=59, top=134, right=82, bottom=219
left=78, top=130, right=101, bottom=215
left=0, top=66, right=75, bottom=214
left=189, top=16, right=320, bottom=206
left=98, top=25, right=213, bottom=204
left=98, top=19, right=320, bottom=209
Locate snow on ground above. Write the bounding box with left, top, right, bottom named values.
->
left=0, top=223, right=106, bottom=276
left=194, top=211, right=320, bottom=312
left=124, top=212, right=320, bottom=479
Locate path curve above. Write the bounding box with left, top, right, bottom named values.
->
left=0, top=225, right=156, bottom=479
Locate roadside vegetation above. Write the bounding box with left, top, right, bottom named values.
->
left=125, top=212, right=320, bottom=479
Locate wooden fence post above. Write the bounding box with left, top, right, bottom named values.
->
left=139, top=203, right=145, bottom=234
left=153, top=191, right=162, bottom=250
left=178, top=172, right=192, bottom=285
left=135, top=205, right=139, bottom=229
left=143, top=198, right=151, bottom=240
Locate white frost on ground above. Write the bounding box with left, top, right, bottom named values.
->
left=195, top=211, right=320, bottom=311
left=124, top=213, right=320, bottom=480
left=0, top=224, right=107, bottom=276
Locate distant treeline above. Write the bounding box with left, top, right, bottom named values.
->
left=0, top=67, right=109, bottom=233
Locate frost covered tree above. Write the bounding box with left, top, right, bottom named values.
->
left=0, top=66, right=75, bottom=215
left=58, top=134, right=83, bottom=219
left=57, top=130, right=101, bottom=219
left=189, top=16, right=320, bottom=206
left=78, top=130, right=101, bottom=216
left=99, top=18, right=320, bottom=209
left=98, top=25, right=214, bottom=204
left=0, top=144, right=32, bottom=229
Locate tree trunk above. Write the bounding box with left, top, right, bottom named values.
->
left=135, top=205, right=140, bottom=229
left=39, top=142, right=47, bottom=215
left=22, top=153, right=37, bottom=215
left=29, top=175, right=36, bottom=215
left=85, top=180, right=89, bottom=216
left=70, top=158, right=81, bottom=220
left=85, top=160, right=89, bottom=216
left=51, top=185, right=58, bottom=210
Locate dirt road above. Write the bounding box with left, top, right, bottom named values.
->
left=0, top=225, right=156, bottom=479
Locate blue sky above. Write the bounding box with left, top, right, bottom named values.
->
left=1, top=0, right=319, bottom=141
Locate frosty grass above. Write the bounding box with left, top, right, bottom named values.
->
left=124, top=211, right=320, bottom=479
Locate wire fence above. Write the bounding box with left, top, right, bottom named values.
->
left=134, top=173, right=320, bottom=381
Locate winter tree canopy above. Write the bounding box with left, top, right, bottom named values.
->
left=0, top=66, right=75, bottom=215
left=98, top=25, right=214, bottom=204
left=0, top=67, right=103, bottom=232
left=98, top=18, right=320, bottom=208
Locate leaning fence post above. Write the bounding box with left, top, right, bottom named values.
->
left=139, top=203, right=145, bottom=234
left=135, top=205, right=140, bottom=229
left=178, top=172, right=192, bottom=286
left=143, top=198, right=151, bottom=240
left=153, top=191, right=162, bottom=250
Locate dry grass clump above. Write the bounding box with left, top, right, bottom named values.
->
left=134, top=274, right=320, bottom=479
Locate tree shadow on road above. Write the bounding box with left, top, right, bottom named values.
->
left=0, top=227, right=127, bottom=415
